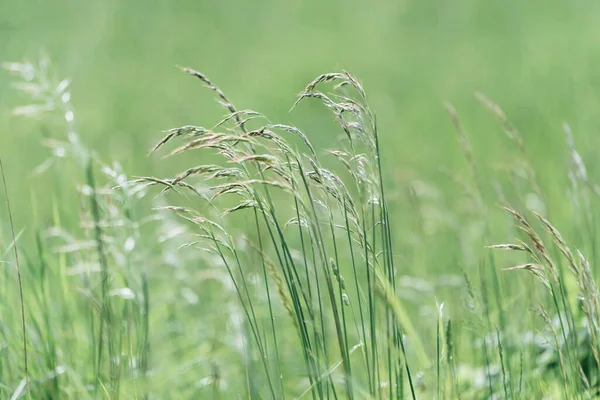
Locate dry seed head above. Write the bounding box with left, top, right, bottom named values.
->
left=341, top=71, right=367, bottom=99
left=300, top=71, right=366, bottom=100
left=516, top=239, right=534, bottom=254
left=171, top=165, right=222, bottom=185
left=503, top=206, right=530, bottom=228
left=306, top=170, right=322, bottom=185
left=328, top=150, right=359, bottom=182
left=284, top=216, right=308, bottom=229
left=153, top=205, right=198, bottom=215
left=516, top=225, right=547, bottom=256
left=194, top=233, right=232, bottom=251
left=503, top=263, right=542, bottom=272
left=577, top=250, right=594, bottom=280
left=177, top=241, right=202, bottom=250
left=245, top=127, right=272, bottom=139
left=214, top=110, right=266, bottom=130
left=210, top=179, right=291, bottom=201
left=292, top=91, right=337, bottom=111
left=475, top=91, right=523, bottom=146
left=445, top=103, right=474, bottom=166
left=168, top=181, right=207, bottom=199
left=533, top=212, right=567, bottom=247
left=475, top=92, right=508, bottom=123
left=186, top=215, right=228, bottom=235
left=270, top=124, right=316, bottom=157
left=150, top=125, right=209, bottom=154
left=503, top=263, right=551, bottom=290
left=179, top=66, right=236, bottom=113
left=133, top=176, right=183, bottom=195
left=486, top=244, right=528, bottom=251
left=245, top=239, right=297, bottom=329
left=165, top=133, right=250, bottom=158
left=231, top=154, right=280, bottom=167
left=504, top=208, right=550, bottom=258
left=221, top=200, right=258, bottom=216
left=209, top=182, right=250, bottom=200
left=533, top=211, right=578, bottom=275
left=303, top=72, right=349, bottom=93
left=136, top=176, right=208, bottom=200
left=210, top=168, right=245, bottom=180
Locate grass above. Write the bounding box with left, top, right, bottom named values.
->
left=0, top=156, right=30, bottom=399
left=4, top=5, right=600, bottom=397
left=3, top=53, right=600, bottom=399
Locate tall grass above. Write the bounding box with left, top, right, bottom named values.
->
left=0, top=157, right=30, bottom=400
left=141, top=68, right=431, bottom=399
left=2, top=57, right=600, bottom=399
left=2, top=58, right=153, bottom=399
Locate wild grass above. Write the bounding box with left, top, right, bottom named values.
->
left=141, top=68, right=428, bottom=399
left=2, top=57, right=600, bottom=399
left=0, top=156, right=30, bottom=400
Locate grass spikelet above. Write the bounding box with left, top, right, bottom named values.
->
left=474, top=92, right=523, bottom=149
left=149, top=126, right=210, bottom=154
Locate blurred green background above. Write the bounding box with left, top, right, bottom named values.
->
left=3, top=0, right=600, bottom=225
left=4, top=1, right=600, bottom=397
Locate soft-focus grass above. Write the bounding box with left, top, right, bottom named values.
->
left=3, top=0, right=600, bottom=224
left=3, top=0, right=600, bottom=398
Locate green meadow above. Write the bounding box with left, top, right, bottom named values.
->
left=2, top=1, right=600, bottom=398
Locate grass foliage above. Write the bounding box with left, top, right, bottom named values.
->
left=2, top=57, right=600, bottom=399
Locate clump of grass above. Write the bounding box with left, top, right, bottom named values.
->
left=490, top=207, right=600, bottom=395
left=142, top=68, right=429, bottom=399
left=3, top=58, right=154, bottom=398
left=5, top=53, right=600, bottom=399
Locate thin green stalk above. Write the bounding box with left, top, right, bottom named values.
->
left=479, top=263, right=495, bottom=399
left=0, top=157, right=31, bottom=400
left=446, top=319, right=460, bottom=400
left=140, top=271, right=150, bottom=400
left=87, top=161, right=113, bottom=392
left=35, top=232, right=58, bottom=398
left=437, top=312, right=441, bottom=400
left=397, top=327, right=416, bottom=400
left=369, top=201, right=379, bottom=397
left=299, top=166, right=353, bottom=399
left=496, top=327, right=509, bottom=400
left=549, top=282, right=577, bottom=395
left=343, top=197, right=371, bottom=391
left=327, top=208, right=353, bottom=396
left=254, top=197, right=319, bottom=399
left=253, top=209, right=286, bottom=398
left=209, top=231, right=277, bottom=399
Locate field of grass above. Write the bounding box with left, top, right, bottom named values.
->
left=3, top=1, right=600, bottom=398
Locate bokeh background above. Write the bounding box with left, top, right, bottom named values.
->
left=3, top=0, right=600, bottom=224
